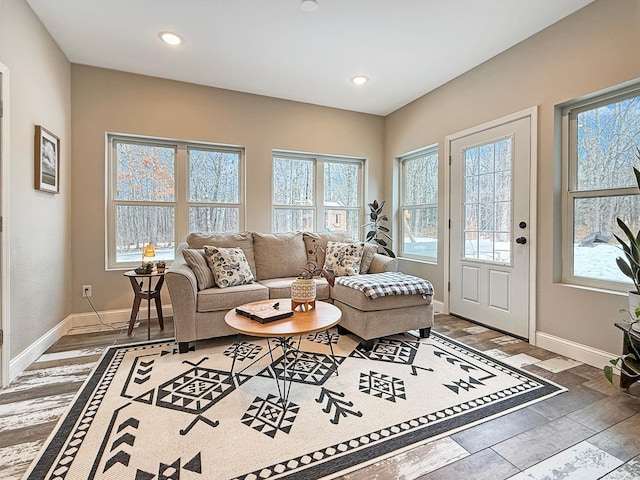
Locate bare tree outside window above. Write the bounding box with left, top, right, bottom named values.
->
left=115, top=142, right=175, bottom=263
left=272, top=153, right=363, bottom=238
left=400, top=147, right=438, bottom=260
left=108, top=136, right=244, bottom=268
left=189, top=148, right=240, bottom=233
left=568, top=91, right=640, bottom=287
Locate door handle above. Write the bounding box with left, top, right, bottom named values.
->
left=516, top=237, right=527, bottom=245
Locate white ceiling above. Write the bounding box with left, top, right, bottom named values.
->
left=26, top=0, right=594, bottom=116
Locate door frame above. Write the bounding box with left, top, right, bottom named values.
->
left=443, top=106, right=538, bottom=344
left=0, top=63, right=9, bottom=386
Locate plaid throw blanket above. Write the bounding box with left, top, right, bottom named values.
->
left=335, top=272, right=434, bottom=300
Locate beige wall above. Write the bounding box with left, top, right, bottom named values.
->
left=70, top=66, right=385, bottom=314
left=3, top=0, right=638, bottom=366
left=0, top=0, right=72, bottom=359
left=384, top=0, right=640, bottom=354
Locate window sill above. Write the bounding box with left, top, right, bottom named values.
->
left=397, top=256, right=437, bottom=266
left=556, top=281, right=629, bottom=298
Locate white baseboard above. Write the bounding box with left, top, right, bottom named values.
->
left=535, top=331, right=616, bottom=370
left=9, top=305, right=173, bottom=382
left=9, top=316, right=73, bottom=383
left=68, top=304, right=173, bottom=334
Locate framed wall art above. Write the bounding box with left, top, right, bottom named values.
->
left=35, top=125, right=60, bottom=193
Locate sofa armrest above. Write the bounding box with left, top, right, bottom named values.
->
left=165, top=255, right=199, bottom=342
left=368, top=253, right=398, bottom=273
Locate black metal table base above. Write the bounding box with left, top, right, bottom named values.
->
left=229, top=330, right=339, bottom=409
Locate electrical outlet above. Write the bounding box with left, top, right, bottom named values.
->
left=82, top=285, right=92, bottom=297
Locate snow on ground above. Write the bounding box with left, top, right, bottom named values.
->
left=574, top=243, right=630, bottom=284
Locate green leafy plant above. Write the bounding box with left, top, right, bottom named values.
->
left=606, top=150, right=640, bottom=384
left=363, top=200, right=395, bottom=257
left=614, top=149, right=640, bottom=294
left=604, top=307, right=640, bottom=383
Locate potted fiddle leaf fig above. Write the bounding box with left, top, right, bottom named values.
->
left=363, top=199, right=395, bottom=257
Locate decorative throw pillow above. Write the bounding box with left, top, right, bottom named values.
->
left=303, top=231, right=352, bottom=270
left=187, top=232, right=257, bottom=278
left=203, top=246, right=254, bottom=288
left=323, top=241, right=364, bottom=277
left=359, top=242, right=378, bottom=274
left=182, top=249, right=216, bottom=290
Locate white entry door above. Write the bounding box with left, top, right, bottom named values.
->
left=449, top=114, right=532, bottom=339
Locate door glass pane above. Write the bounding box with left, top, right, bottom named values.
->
left=465, top=231, right=478, bottom=257
left=115, top=205, right=174, bottom=262
left=463, top=138, right=512, bottom=262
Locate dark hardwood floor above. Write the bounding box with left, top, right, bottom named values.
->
left=2, top=314, right=640, bottom=479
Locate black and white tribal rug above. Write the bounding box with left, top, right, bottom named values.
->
left=24, top=330, right=566, bottom=480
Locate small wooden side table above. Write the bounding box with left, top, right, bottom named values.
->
left=614, top=322, right=640, bottom=389
left=124, top=270, right=165, bottom=340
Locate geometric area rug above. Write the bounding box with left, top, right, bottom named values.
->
left=24, top=331, right=566, bottom=480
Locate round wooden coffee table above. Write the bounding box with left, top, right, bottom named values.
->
left=224, top=298, right=342, bottom=337
left=225, top=299, right=342, bottom=407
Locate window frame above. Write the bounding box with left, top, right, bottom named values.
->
left=561, top=82, right=640, bottom=291
left=271, top=151, right=364, bottom=238
left=398, top=144, right=439, bottom=262
left=106, top=133, right=245, bottom=270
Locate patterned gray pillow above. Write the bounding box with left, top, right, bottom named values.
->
left=359, top=242, right=378, bottom=274
left=182, top=249, right=216, bottom=290
left=323, top=241, right=364, bottom=277
left=204, top=246, right=255, bottom=288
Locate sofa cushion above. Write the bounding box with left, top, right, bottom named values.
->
left=187, top=232, right=256, bottom=277
left=359, top=243, right=378, bottom=274
left=197, top=283, right=269, bottom=312
left=324, top=241, right=364, bottom=276
left=203, top=246, right=254, bottom=288
left=303, top=231, right=352, bottom=269
left=182, top=248, right=216, bottom=290
left=252, top=232, right=307, bottom=280
left=259, top=277, right=331, bottom=300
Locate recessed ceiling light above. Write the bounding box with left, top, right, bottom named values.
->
left=159, top=32, right=183, bottom=46
left=300, top=0, right=318, bottom=12
left=351, top=75, right=369, bottom=86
